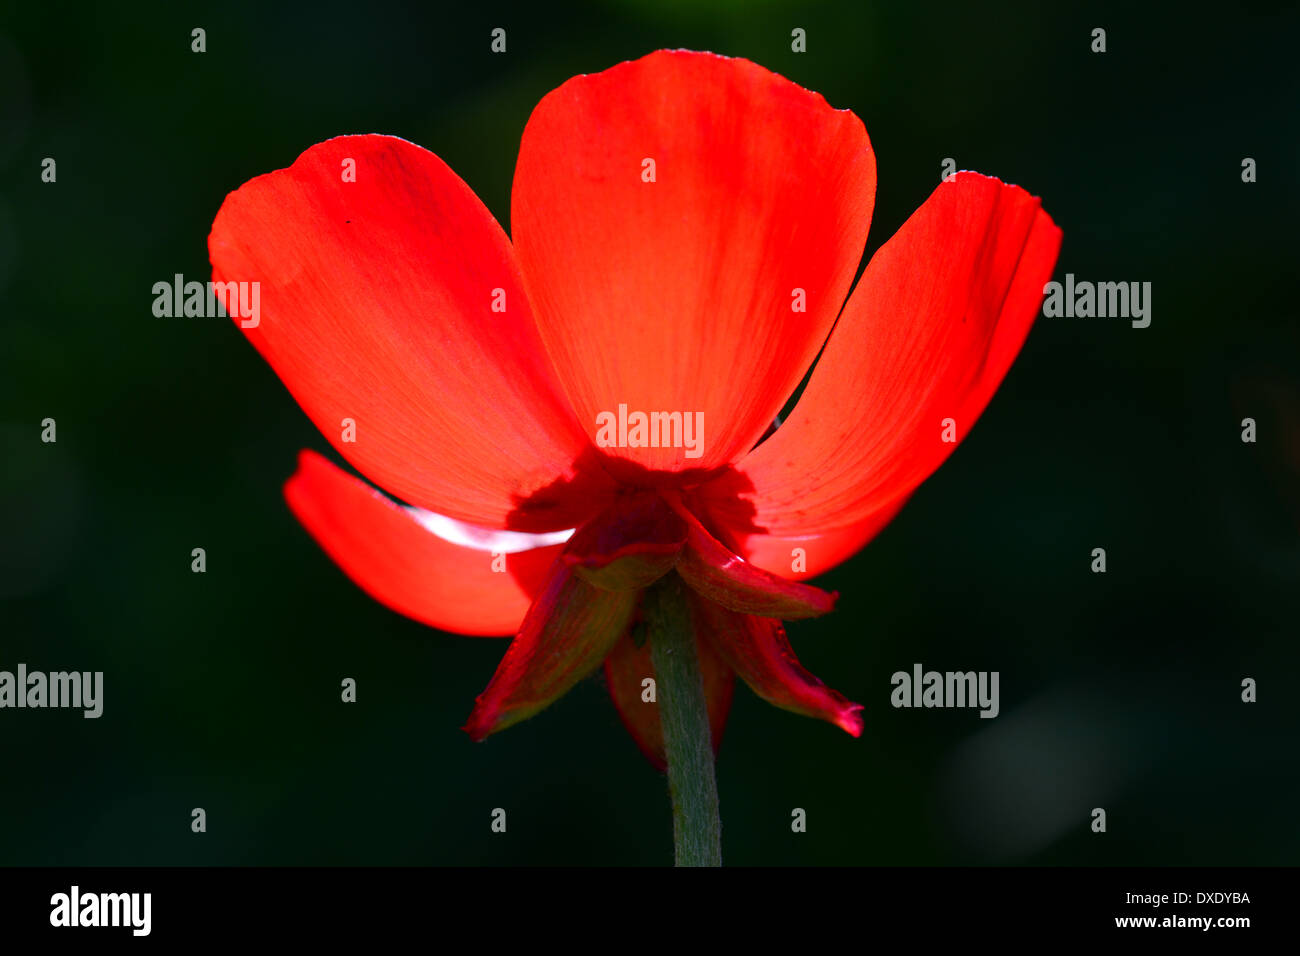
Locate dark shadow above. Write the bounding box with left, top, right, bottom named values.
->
left=505, top=444, right=760, bottom=547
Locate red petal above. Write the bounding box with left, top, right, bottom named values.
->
left=692, top=594, right=863, bottom=736
left=716, top=497, right=909, bottom=581
left=671, top=497, right=836, bottom=618
left=562, top=492, right=686, bottom=591
left=284, top=450, right=566, bottom=636
left=604, top=623, right=734, bottom=769
left=512, top=50, right=876, bottom=475
left=701, top=173, right=1061, bottom=540
left=463, top=560, right=639, bottom=740
left=210, top=134, right=611, bottom=532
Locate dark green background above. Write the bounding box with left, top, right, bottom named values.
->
left=2, top=0, right=1296, bottom=865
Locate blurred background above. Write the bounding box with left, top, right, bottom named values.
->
left=1, top=0, right=1297, bottom=865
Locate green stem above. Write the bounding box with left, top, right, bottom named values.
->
left=645, top=574, right=722, bottom=867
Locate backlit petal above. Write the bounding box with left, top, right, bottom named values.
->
left=702, top=173, right=1061, bottom=540
left=284, top=450, right=565, bottom=636
left=513, top=50, right=876, bottom=475
left=211, top=134, right=611, bottom=531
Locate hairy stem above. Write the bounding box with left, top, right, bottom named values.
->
left=645, top=574, right=721, bottom=867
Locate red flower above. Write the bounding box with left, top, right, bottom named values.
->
left=209, top=50, right=1061, bottom=766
